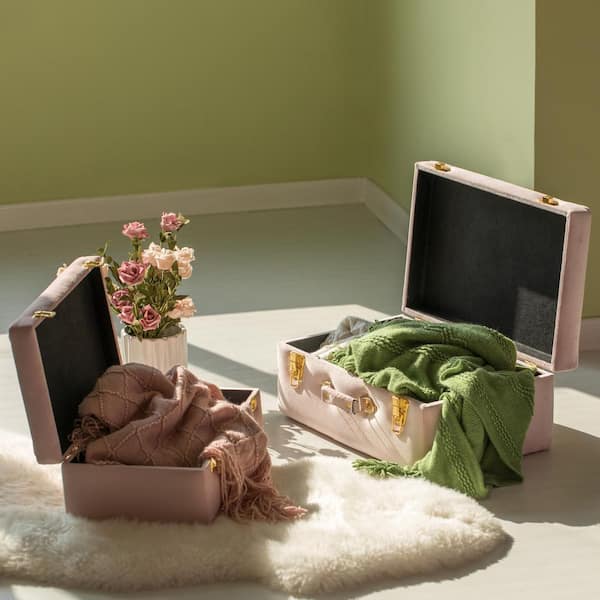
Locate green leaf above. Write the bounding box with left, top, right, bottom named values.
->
left=109, top=264, right=120, bottom=282
left=104, top=278, right=116, bottom=294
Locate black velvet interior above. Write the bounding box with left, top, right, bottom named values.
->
left=288, top=333, right=329, bottom=353
left=224, top=389, right=252, bottom=405
left=36, top=268, right=120, bottom=453
left=406, top=171, right=566, bottom=362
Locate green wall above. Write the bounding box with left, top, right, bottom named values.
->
left=535, top=0, right=600, bottom=317
left=1, top=1, right=596, bottom=315
left=364, top=0, right=536, bottom=205
left=0, top=0, right=537, bottom=207
left=0, top=0, right=366, bottom=204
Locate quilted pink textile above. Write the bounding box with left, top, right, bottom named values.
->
left=65, top=363, right=305, bottom=522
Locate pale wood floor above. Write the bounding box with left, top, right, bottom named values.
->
left=1, top=204, right=599, bottom=600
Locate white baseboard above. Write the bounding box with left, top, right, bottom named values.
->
left=0, top=178, right=366, bottom=233
left=362, top=179, right=410, bottom=244
left=0, top=177, right=411, bottom=241
left=580, top=317, right=600, bottom=352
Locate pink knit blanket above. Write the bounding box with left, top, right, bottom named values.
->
left=64, top=363, right=305, bottom=522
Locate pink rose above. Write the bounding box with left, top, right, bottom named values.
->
left=122, top=221, right=149, bottom=240
left=167, top=297, right=196, bottom=319
left=175, top=246, right=195, bottom=279
left=154, top=248, right=177, bottom=271
left=119, top=305, right=136, bottom=325
left=160, top=212, right=182, bottom=232
left=140, top=304, right=161, bottom=331
left=117, top=261, right=147, bottom=286
left=141, top=242, right=161, bottom=267
left=111, top=289, right=131, bottom=309
left=178, top=261, right=193, bottom=279
left=175, top=246, right=195, bottom=262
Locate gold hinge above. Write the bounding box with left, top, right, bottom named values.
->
left=33, top=310, right=56, bottom=319
left=540, top=194, right=559, bottom=206
left=289, top=351, right=305, bottom=388
left=83, top=259, right=103, bottom=269
left=249, top=395, right=258, bottom=412
left=208, top=458, right=218, bottom=473
left=434, top=161, right=451, bottom=172
left=391, top=396, right=410, bottom=435
left=519, top=359, right=539, bottom=375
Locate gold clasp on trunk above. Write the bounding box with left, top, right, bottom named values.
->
left=33, top=310, right=56, bottom=319
left=249, top=395, right=258, bottom=412
left=434, top=161, right=451, bottom=172
left=540, top=194, right=559, bottom=206
left=289, top=351, right=305, bottom=388
left=391, top=396, right=410, bottom=435
left=83, top=259, right=103, bottom=269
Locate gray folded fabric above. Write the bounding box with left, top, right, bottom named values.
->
left=320, top=316, right=373, bottom=349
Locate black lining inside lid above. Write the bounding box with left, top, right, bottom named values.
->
left=36, top=268, right=120, bottom=454
left=406, top=171, right=566, bottom=363
left=223, top=389, right=253, bottom=405
left=288, top=333, right=329, bottom=353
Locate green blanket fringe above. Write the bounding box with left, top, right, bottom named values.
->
left=329, top=319, right=535, bottom=499
left=352, top=458, right=421, bottom=478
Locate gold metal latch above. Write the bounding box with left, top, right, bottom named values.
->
left=434, top=161, right=451, bottom=172
left=391, top=396, right=410, bottom=435
left=518, top=359, right=539, bottom=375
left=249, top=395, right=258, bottom=412
left=33, top=310, right=56, bottom=319
left=540, top=194, right=559, bottom=206
left=208, top=458, right=218, bottom=473
left=289, top=351, right=305, bottom=388
left=361, top=396, right=377, bottom=416
left=83, top=259, right=103, bottom=269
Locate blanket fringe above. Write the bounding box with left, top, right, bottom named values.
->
left=204, top=445, right=307, bottom=522
left=63, top=416, right=110, bottom=462
left=353, top=458, right=422, bottom=480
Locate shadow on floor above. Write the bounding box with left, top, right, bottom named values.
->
left=321, top=536, right=514, bottom=600
left=555, top=350, right=600, bottom=398
left=265, top=411, right=350, bottom=461
left=187, top=344, right=278, bottom=396
left=482, top=424, right=600, bottom=526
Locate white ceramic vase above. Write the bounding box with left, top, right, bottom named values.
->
left=120, top=325, right=188, bottom=373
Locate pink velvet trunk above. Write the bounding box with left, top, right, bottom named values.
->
left=277, top=161, right=591, bottom=466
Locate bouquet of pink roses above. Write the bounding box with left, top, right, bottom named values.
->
left=99, top=212, right=196, bottom=340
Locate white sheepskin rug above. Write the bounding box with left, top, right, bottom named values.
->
left=0, top=431, right=507, bottom=595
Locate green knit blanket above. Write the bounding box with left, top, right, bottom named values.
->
left=327, top=319, right=535, bottom=499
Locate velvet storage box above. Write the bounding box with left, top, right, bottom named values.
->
left=277, top=161, right=592, bottom=465
left=9, top=257, right=264, bottom=524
